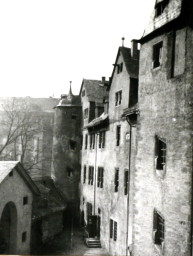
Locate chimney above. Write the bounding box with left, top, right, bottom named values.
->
left=102, top=77, right=106, bottom=84
left=131, top=39, right=138, bottom=58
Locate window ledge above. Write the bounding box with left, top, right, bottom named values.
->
left=155, top=169, right=166, bottom=179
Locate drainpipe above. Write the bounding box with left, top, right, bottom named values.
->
left=94, top=133, right=98, bottom=215
left=125, top=117, right=134, bottom=256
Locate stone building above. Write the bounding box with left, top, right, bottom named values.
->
left=51, top=86, right=82, bottom=218
left=80, top=42, right=139, bottom=255
left=133, top=0, right=193, bottom=255
left=0, top=161, right=39, bottom=255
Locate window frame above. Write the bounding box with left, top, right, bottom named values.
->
left=114, top=168, right=119, bottom=192
left=155, top=135, right=166, bottom=171
left=153, top=42, right=163, bottom=69
left=153, top=209, right=165, bottom=249
left=116, top=126, right=121, bottom=146
left=97, top=167, right=104, bottom=188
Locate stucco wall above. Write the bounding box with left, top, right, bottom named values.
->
left=133, top=27, right=193, bottom=256
left=0, top=168, right=33, bottom=254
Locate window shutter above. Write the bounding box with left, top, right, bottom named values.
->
left=110, top=219, right=113, bottom=238
left=114, top=221, right=117, bottom=241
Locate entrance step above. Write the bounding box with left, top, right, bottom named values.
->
left=85, top=238, right=101, bottom=248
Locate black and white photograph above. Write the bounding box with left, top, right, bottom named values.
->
left=0, top=0, right=192, bottom=255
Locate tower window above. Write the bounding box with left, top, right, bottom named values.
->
left=69, top=140, right=77, bottom=150
left=153, top=42, right=163, bottom=68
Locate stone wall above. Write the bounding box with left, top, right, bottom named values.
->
left=133, top=27, right=193, bottom=256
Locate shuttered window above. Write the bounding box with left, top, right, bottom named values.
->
left=110, top=219, right=118, bottom=241
left=110, top=219, right=113, bottom=239
left=114, top=221, right=117, bottom=241
left=114, top=169, right=119, bottom=192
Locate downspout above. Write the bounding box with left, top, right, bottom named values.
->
left=125, top=117, right=133, bottom=256
left=94, top=133, right=98, bottom=215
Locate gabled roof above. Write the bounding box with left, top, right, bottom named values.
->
left=0, top=161, right=40, bottom=195
left=109, top=47, right=139, bottom=89
left=79, top=79, right=109, bottom=103
left=141, top=0, right=193, bottom=43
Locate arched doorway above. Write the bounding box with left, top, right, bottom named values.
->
left=0, top=202, right=17, bottom=254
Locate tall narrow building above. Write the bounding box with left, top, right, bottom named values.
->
left=133, top=0, right=193, bottom=255
left=52, top=85, right=82, bottom=216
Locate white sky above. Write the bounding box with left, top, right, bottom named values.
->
left=0, top=0, right=155, bottom=98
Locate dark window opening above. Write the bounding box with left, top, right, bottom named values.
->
left=83, top=166, right=87, bottom=184
left=153, top=210, right=164, bottom=246
left=90, top=134, right=95, bottom=149
left=124, top=170, right=129, bottom=195
left=116, top=126, right=121, bottom=146
left=88, top=166, right=94, bottom=185
left=153, top=42, right=163, bottom=68
left=71, top=114, right=77, bottom=120
left=155, top=1, right=168, bottom=17
left=114, top=169, right=119, bottom=192
left=23, top=196, right=28, bottom=205
left=69, top=140, right=77, bottom=150
left=87, top=202, right=92, bottom=222
left=22, top=232, right=27, bottom=243
left=85, top=134, right=88, bottom=149
left=99, top=131, right=105, bottom=148
left=110, top=219, right=117, bottom=241
left=67, top=167, right=73, bottom=177
left=9, top=171, right=13, bottom=177
left=129, top=78, right=138, bottom=108
left=155, top=136, right=166, bottom=170
left=117, top=63, right=123, bottom=74
left=115, top=91, right=122, bottom=106
left=97, top=167, right=104, bottom=188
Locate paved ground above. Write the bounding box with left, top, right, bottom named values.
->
left=42, top=228, right=109, bottom=255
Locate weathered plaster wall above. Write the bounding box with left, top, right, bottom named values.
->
left=0, top=168, right=33, bottom=254
left=133, top=27, right=193, bottom=256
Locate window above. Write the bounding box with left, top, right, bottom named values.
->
left=155, top=0, right=168, bottom=17
left=69, top=140, right=76, bottom=150
left=85, top=134, right=88, bottom=149
left=153, top=42, right=163, bottom=68
left=155, top=136, right=166, bottom=170
left=115, top=91, right=122, bottom=106
left=67, top=167, right=73, bottom=177
left=116, top=126, right=121, bottom=146
left=23, top=196, right=28, bottom=205
left=88, top=166, right=94, bottom=185
left=22, top=232, right=27, bottom=242
left=153, top=210, right=164, bottom=247
left=117, top=63, right=123, bottom=74
left=84, top=108, right=88, bottom=118
left=87, top=202, right=92, bottom=221
left=97, top=167, right=104, bottom=188
left=99, top=131, right=105, bottom=148
left=129, top=78, right=138, bottom=108
left=83, top=166, right=86, bottom=184
left=90, top=134, right=95, bottom=149
left=114, top=169, right=119, bottom=192
left=82, top=90, right=85, bottom=97
left=9, top=171, right=13, bottom=177
left=71, top=114, right=77, bottom=120
left=124, top=170, right=129, bottom=195
left=110, top=219, right=118, bottom=241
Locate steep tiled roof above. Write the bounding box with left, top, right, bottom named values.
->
left=142, top=0, right=183, bottom=38
left=80, top=79, right=109, bottom=103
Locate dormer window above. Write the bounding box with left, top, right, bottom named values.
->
left=155, top=0, right=168, bottom=17
left=153, top=42, right=163, bottom=68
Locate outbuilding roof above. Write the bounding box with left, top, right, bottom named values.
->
left=0, top=161, right=40, bottom=195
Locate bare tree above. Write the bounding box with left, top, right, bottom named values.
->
left=0, top=97, right=53, bottom=176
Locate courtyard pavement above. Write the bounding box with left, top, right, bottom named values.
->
left=42, top=228, right=109, bottom=256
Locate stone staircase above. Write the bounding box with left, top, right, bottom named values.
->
left=85, top=238, right=101, bottom=248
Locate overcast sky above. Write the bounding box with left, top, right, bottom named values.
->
left=0, top=0, right=155, bottom=98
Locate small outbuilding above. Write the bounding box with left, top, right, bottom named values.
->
left=0, top=161, right=39, bottom=255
